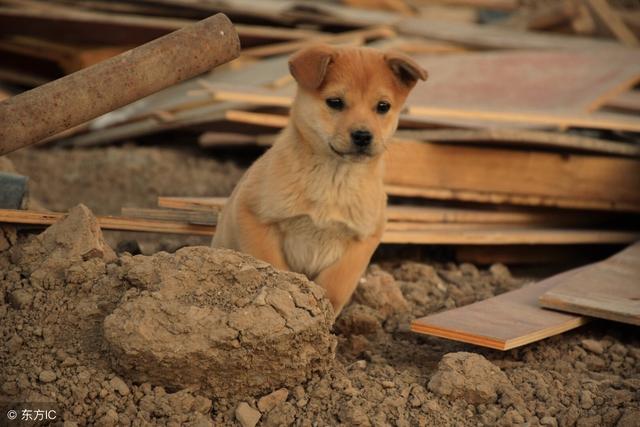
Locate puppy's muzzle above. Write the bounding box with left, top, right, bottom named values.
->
left=351, top=129, right=372, bottom=151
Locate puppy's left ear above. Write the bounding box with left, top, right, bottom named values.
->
left=385, top=52, right=428, bottom=89
left=289, top=44, right=334, bottom=91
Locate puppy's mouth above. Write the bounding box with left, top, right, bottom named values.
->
left=329, top=143, right=373, bottom=160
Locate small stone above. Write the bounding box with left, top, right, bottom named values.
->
left=353, top=360, right=367, bottom=370
left=8, top=289, right=33, bottom=309
left=62, top=357, right=78, bottom=367
left=540, top=416, right=558, bottom=427
left=236, top=402, right=261, bottom=427
left=96, top=409, right=118, bottom=427
left=110, top=376, right=130, bottom=396
left=258, top=388, right=289, bottom=413
left=1, top=381, right=18, bottom=396
left=7, top=334, right=23, bottom=352
left=581, top=339, right=604, bottom=355
left=382, top=381, right=395, bottom=389
left=580, top=390, right=594, bottom=410
left=39, top=370, right=57, bottom=383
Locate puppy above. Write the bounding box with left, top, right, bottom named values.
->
left=212, top=44, right=427, bottom=316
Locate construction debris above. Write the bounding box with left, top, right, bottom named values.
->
left=1, top=0, right=640, bottom=425
left=0, top=13, right=240, bottom=155
left=540, top=242, right=640, bottom=325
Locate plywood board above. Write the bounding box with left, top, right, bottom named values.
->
left=407, top=50, right=640, bottom=115
left=540, top=242, right=640, bottom=326
left=397, top=15, right=624, bottom=50
left=411, top=268, right=589, bottom=350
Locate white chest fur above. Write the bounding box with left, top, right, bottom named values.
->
left=263, top=158, right=384, bottom=279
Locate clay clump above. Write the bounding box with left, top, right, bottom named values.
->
left=104, top=246, right=336, bottom=398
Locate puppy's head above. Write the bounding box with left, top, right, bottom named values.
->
left=288, top=44, right=427, bottom=161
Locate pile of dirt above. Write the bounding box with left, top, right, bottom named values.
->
left=1, top=205, right=334, bottom=425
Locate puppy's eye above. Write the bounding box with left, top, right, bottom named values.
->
left=326, top=97, right=345, bottom=111
left=376, top=101, right=391, bottom=114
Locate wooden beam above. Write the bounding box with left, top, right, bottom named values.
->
left=120, top=207, right=217, bottom=225
left=385, top=140, right=640, bottom=212
left=540, top=242, right=640, bottom=325
left=0, top=209, right=215, bottom=235
left=224, top=110, right=289, bottom=128
left=385, top=184, right=640, bottom=213
left=383, top=228, right=640, bottom=245
left=397, top=14, right=624, bottom=50
left=406, top=105, right=640, bottom=132
left=158, top=196, right=228, bottom=212
left=3, top=207, right=638, bottom=244
left=411, top=267, right=589, bottom=350
left=394, top=128, right=640, bottom=157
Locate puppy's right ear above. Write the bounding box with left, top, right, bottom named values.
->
left=288, top=45, right=334, bottom=91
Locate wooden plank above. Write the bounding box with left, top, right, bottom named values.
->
left=224, top=110, right=289, bottom=128
left=540, top=242, right=640, bottom=326
left=159, top=196, right=604, bottom=226
left=385, top=205, right=594, bottom=225
left=606, top=90, right=640, bottom=112
left=120, top=207, right=218, bottom=225
left=385, top=140, right=640, bottom=212
left=587, top=0, right=639, bottom=47
left=397, top=15, right=625, bottom=50
left=411, top=268, right=589, bottom=350
left=407, top=50, right=640, bottom=117
left=158, top=196, right=228, bottom=211
left=0, top=209, right=215, bottom=236
left=406, top=106, right=640, bottom=132
left=241, top=26, right=395, bottom=58
left=411, top=0, right=518, bottom=10
left=383, top=228, right=640, bottom=245
left=394, top=128, right=640, bottom=157
left=384, top=184, right=640, bottom=213
left=0, top=1, right=324, bottom=46
left=4, top=209, right=638, bottom=245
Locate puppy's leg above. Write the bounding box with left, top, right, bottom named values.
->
left=235, top=199, right=290, bottom=271
left=314, top=232, right=381, bottom=317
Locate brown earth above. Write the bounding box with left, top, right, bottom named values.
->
left=1, top=145, right=639, bottom=426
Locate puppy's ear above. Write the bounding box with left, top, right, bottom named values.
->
left=385, top=52, right=428, bottom=89
left=289, top=44, right=334, bottom=90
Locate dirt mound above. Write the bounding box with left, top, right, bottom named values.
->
left=428, top=352, right=526, bottom=410
left=104, top=247, right=336, bottom=398
left=10, top=204, right=116, bottom=286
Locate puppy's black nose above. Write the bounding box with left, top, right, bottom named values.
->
left=351, top=130, right=372, bottom=147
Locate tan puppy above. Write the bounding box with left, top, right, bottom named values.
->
left=212, top=44, right=427, bottom=316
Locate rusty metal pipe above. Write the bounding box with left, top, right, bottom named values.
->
left=0, top=13, right=240, bottom=155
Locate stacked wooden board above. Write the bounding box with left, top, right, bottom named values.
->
left=411, top=241, right=639, bottom=350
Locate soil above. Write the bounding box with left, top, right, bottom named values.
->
left=1, top=145, right=639, bottom=427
